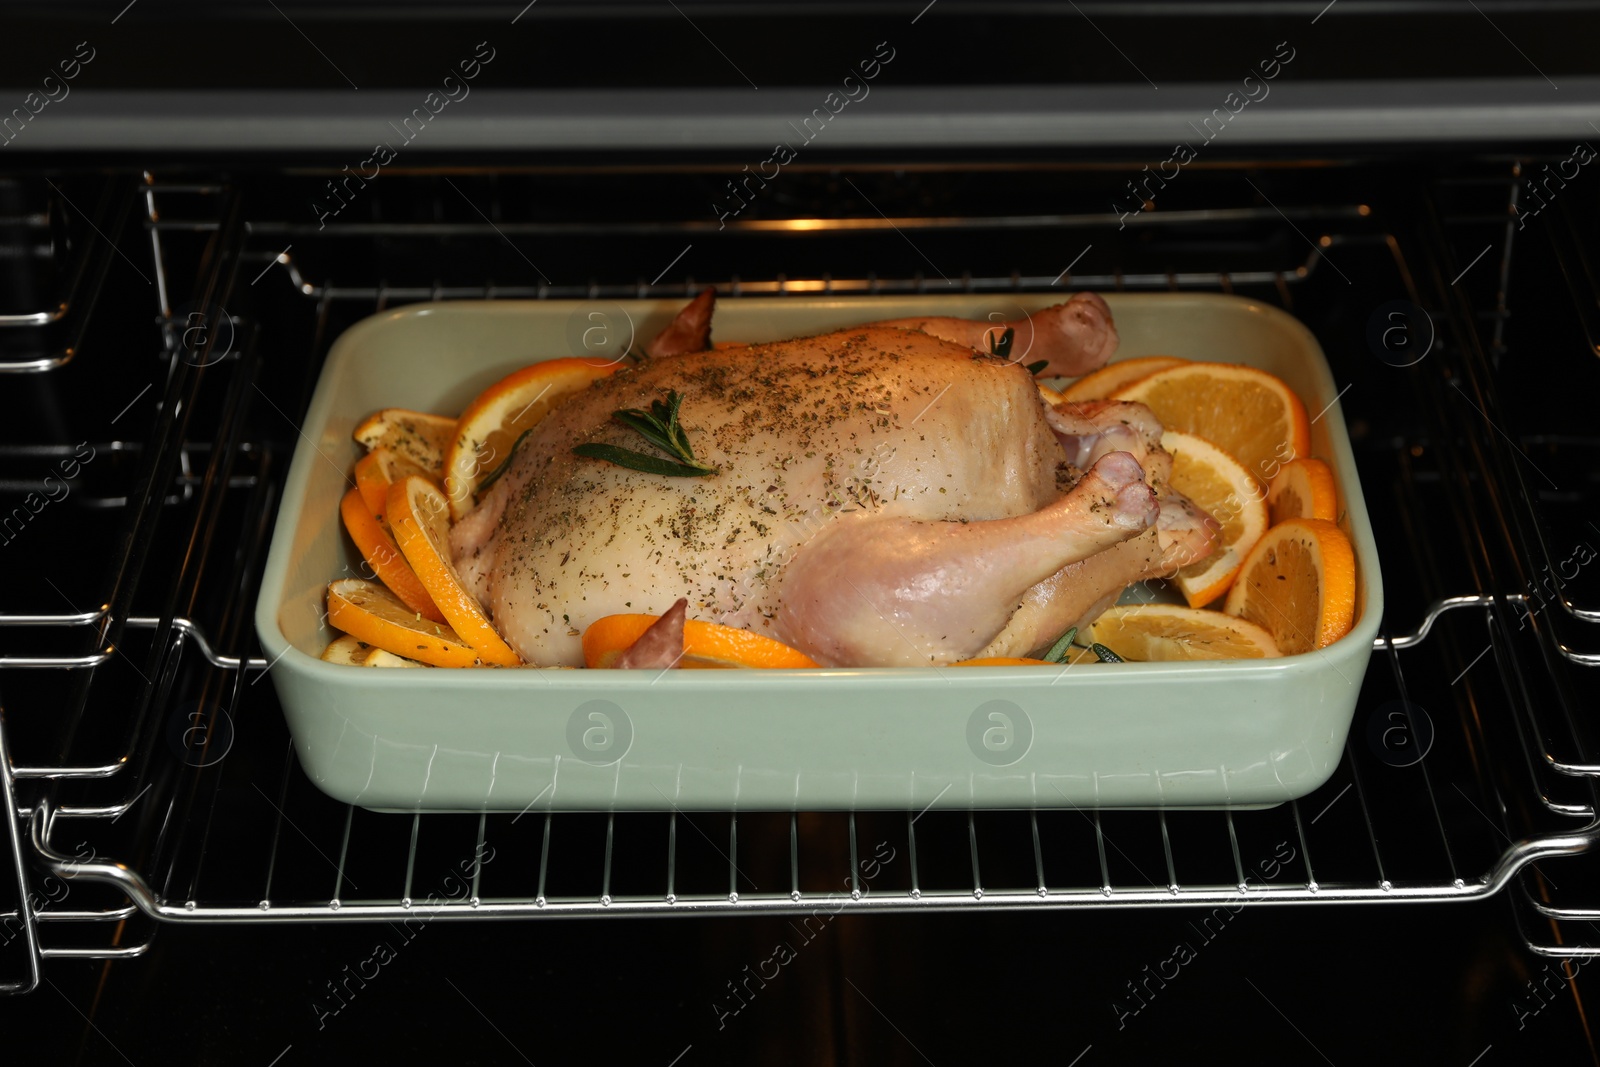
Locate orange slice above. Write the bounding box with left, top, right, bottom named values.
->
left=582, top=613, right=820, bottom=669
left=319, top=634, right=427, bottom=667
left=354, top=409, right=457, bottom=479
left=1266, top=457, right=1339, bottom=525
left=1083, top=604, right=1280, bottom=661
left=1036, top=383, right=1066, bottom=407
left=443, top=359, right=622, bottom=520
left=354, top=447, right=434, bottom=521
left=325, top=578, right=483, bottom=668
left=1162, top=430, right=1270, bottom=608
left=339, top=486, right=445, bottom=623
left=1111, top=363, right=1310, bottom=486
left=954, top=651, right=1099, bottom=666
left=1060, top=356, right=1186, bottom=403
left=387, top=475, right=522, bottom=666
left=1224, top=518, right=1356, bottom=654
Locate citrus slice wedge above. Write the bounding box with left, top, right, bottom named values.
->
left=362, top=647, right=428, bottom=668
left=582, top=613, right=820, bottom=669
left=443, top=358, right=622, bottom=520
left=1060, top=355, right=1185, bottom=403
left=325, top=578, right=483, bottom=668
left=354, top=447, right=434, bottom=521
left=386, top=475, right=521, bottom=666
left=1111, top=363, right=1311, bottom=485
left=1162, top=430, right=1270, bottom=608
left=1223, top=517, right=1357, bottom=654
left=338, top=486, right=445, bottom=623
left=1083, top=603, right=1280, bottom=661
left=320, top=634, right=427, bottom=667
left=1037, top=383, right=1066, bottom=407
left=320, top=634, right=373, bottom=665
left=1266, top=457, right=1339, bottom=525
left=953, top=650, right=1099, bottom=666
left=353, top=409, right=457, bottom=479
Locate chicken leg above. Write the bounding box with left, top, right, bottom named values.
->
left=972, top=499, right=1220, bottom=660
left=1044, top=398, right=1172, bottom=491
left=646, top=290, right=1116, bottom=378
left=773, top=451, right=1157, bottom=667
left=865, top=292, right=1118, bottom=378
left=644, top=286, right=717, bottom=358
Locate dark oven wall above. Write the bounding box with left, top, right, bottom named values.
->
left=4, top=1, right=1600, bottom=1063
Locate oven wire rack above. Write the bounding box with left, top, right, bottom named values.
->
left=2, top=164, right=1598, bottom=995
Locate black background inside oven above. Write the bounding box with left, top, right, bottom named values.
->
left=4, top=0, right=1600, bottom=1058
left=2, top=1, right=1599, bottom=89
left=21, top=898, right=1599, bottom=1064
left=3, top=156, right=1598, bottom=1065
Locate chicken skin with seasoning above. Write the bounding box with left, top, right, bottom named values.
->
left=448, top=293, right=1215, bottom=667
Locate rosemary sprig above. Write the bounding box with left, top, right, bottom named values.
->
left=571, top=444, right=717, bottom=478
left=986, top=325, right=1015, bottom=360
left=1041, top=624, right=1124, bottom=664
left=985, top=325, right=1049, bottom=376
left=1042, top=626, right=1078, bottom=664
left=571, top=389, right=718, bottom=478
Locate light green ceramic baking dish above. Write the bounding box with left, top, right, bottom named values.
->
left=254, top=293, right=1381, bottom=813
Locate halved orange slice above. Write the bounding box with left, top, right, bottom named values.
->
left=1266, top=457, right=1339, bottom=525
left=338, top=486, right=445, bottom=623
left=353, top=409, right=457, bottom=479
left=582, top=613, right=820, bottom=669
left=1224, top=518, right=1356, bottom=654
left=1060, top=355, right=1185, bottom=403
left=1162, top=430, right=1270, bottom=608
left=1111, top=363, right=1311, bottom=486
left=1083, top=604, right=1280, bottom=661
left=443, top=359, right=622, bottom=520
left=354, top=447, right=434, bottom=521
left=386, top=475, right=521, bottom=666
left=325, top=578, right=483, bottom=668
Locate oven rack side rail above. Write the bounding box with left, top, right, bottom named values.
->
left=10, top=600, right=1584, bottom=973
left=17, top=793, right=1600, bottom=923
left=0, top=178, right=129, bottom=372
left=7, top=598, right=1599, bottom=954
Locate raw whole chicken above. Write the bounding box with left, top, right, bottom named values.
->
left=449, top=292, right=1216, bottom=667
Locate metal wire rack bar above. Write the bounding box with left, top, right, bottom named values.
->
left=0, top=183, right=100, bottom=329
left=158, top=203, right=1370, bottom=239
left=0, top=180, right=133, bottom=373
left=0, top=615, right=270, bottom=671
left=12, top=628, right=1586, bottom=926
left=20, top=796, right=1600, bottom=922
left=0, top=598, right=1492, bottom=673
left=1420, top=190, right=1600, bottom=784
left=0, top=711, right=42, bottom=994
left=252, top=248, right=1351, bottom=305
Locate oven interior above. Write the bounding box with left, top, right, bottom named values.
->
left=1, top=155, right=1598, bottom=1002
